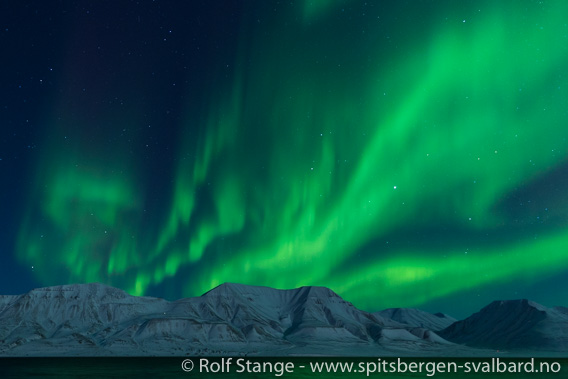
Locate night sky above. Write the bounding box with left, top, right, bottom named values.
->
left=2, top=0, right=568, bottom=319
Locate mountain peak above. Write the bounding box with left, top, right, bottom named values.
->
left=203, top=282, right=341, bottom=299
left=298, top=285, right=341, bottom=298
left=482, top=299, right=548, bottom=313
left=438, top=298, right=568, bottom=350
left=202, top=282, right=275, bottom=296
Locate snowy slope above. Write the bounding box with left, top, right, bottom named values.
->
left=376, top=308, right=457, bottom=331
left=0, top=283, right=170, bottom=353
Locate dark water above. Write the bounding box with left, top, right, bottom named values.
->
left=0, top=357, right=566, bottom=378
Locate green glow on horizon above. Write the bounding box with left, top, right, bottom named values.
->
left=330, top=230, right=568, bottom=308
left=17, top=0, right=568, bottom=312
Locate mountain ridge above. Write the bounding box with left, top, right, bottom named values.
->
left=0, top=283, right=564, bottom=356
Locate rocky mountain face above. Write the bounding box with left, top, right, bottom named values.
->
left=438, top=299, right=568, bottom=352
left=0, top=283, right=563, bottom=356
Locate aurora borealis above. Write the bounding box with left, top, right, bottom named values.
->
left=3, top=0, right=568, bottom=318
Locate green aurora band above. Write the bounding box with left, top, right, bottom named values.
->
left=18, top=0, right=568, bottom=312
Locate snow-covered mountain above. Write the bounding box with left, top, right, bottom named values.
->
left=0, top=282, right=469, bottom=356
left=375, top=308, right=457, bottom=332
left=438, top=299, right=568, bottom=352
left=0, top=283, right=562, bottom=356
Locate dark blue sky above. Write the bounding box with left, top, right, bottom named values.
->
left=2, top=1, right=568, bottom=319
